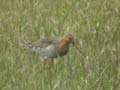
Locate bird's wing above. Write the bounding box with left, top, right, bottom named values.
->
left=24, top=37, right=59, bottom=48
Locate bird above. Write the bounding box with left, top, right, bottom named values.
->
left=22, top=33, right=74, bottom=64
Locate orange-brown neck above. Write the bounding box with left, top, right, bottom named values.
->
left=58, top=39, right=70, bottom=49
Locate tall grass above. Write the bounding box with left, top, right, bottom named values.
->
left=0, top=0, right=120, bottom=90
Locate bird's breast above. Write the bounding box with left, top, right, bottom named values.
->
left=31, top=44, right=69, bottom=58
left=56, top=46, right=69, bottom=56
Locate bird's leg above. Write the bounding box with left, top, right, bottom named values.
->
left=42, top=59, right=49, bottom=68
left=41, top=58, right=47, bottom=65
left=43, top=59, right=47, bottom=65
left=51, top=58, right=54, bottom=64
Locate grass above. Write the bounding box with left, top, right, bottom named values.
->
left=0, top=0, right=120, bottom=90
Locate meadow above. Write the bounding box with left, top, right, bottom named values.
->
left=0, top=0, right=120, bottom=90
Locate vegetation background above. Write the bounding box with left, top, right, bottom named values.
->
left=0, top=0, right=120, bottom=90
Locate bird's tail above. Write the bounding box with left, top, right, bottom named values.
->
left=19, top=40, right=33, bottom=49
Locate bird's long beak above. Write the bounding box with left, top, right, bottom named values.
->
left=73, top=44, right=86, bottom=58
left=72, top=41, right=75, bottom=46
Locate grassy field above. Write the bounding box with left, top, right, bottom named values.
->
left=0, top=0, right=120, bottom=90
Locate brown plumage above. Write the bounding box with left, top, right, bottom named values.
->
left=23, top=33, right=74, bottom=63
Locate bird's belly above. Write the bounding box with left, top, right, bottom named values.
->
left=40, top=48, right=57, bottom=58
left=32, top=45, right=57, bottom=58
left=32, top=45, right=68, bottom=58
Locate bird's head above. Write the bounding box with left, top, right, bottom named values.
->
left=64, top=33, right=74, bottom=45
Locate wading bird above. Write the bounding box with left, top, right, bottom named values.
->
left=23, top=33, right=74, bottom=64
